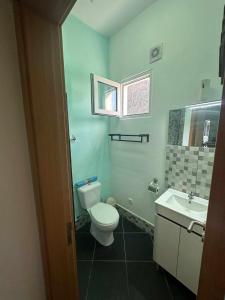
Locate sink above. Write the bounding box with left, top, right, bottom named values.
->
left=167, top=194, right=207, bottom=214
left=155, top=189, right=208, bottom=234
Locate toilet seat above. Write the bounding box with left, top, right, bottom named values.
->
left=90, top=202, right=119, bottom=227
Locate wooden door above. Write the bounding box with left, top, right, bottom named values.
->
left=198, top=8, right=225, bottom=299
left=197, top=87, right=225, bottom=300
left=14, top=2, right=79, bottom=299
left=13, top=0, right=225, bottom=299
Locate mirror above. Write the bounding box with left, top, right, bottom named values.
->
left=168, top=101, right=221, bottom=147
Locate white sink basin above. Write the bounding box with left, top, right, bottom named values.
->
left=155, top=189, right=208, bottom=234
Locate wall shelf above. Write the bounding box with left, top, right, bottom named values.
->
left=108, top=133, right=149, bottom=143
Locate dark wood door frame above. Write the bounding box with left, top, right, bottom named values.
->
left=197, top=9, right=225, bottom=299
left=13, top=0, right=225, bottom=299
left=198, top=89, right=225, bottom=299
left=14, top=0, right=78, bottom=299
left=20, top=0, right=76, bottom=25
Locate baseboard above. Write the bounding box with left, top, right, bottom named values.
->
left=116, top=204, right=155, bottom=236
left=75, top=203, right=155, bottom=236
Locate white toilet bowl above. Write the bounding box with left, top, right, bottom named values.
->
left=77, top=181, right=119, bottom=246
left=89, top=202, right=119, bottom=246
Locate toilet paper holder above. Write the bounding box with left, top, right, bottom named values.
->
left=148, top=178, right=160, bottom=194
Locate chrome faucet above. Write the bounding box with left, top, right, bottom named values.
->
left=188, top=191, right=195, bottom=203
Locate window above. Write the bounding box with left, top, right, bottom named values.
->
left=91, top=74, right=121, bottom=116
left=91, top=72, right=151, bottom=117
left=122, top=74, right=151, bottom=117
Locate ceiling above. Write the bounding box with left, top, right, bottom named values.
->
left=71, top=0, right=156, bottom=37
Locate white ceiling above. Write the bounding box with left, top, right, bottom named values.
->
left=71, top=0, right=156, bottom=37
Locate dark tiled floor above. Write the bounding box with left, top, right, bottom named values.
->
left=76, top=216, right=196, bottom=300
left=165, top=272, right=196, bottom=300
left=76, top=233, right=95, bottom=260
left=77, top=261, right=92, bottom=300
left=94, top=233, right=125, bottom=260
left=88, top=261, right=129, bottom=300
left=125, top=234, right=153, bottom=261
left=127, top=262, right=169, bottom=300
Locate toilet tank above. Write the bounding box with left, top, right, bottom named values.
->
left=77, top=181, right=101, bottom=209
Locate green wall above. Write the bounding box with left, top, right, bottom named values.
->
left=63, top=0, right=223, bottom=224
left=62, top=15, right=111, bottom=219
left=109, top=0, right=223, bottom=224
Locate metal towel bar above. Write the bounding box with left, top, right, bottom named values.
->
left=108, top=134, right=149, bottom=143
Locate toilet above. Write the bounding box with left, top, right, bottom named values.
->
left=77, top=181, right=119, bottom=246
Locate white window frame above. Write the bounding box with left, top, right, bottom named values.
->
left=91, top=71, right=152, bottom=118
left=91, top=74, right=121, bottom=116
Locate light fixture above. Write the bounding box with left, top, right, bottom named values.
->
left=185, top=100, right=221, bottom=110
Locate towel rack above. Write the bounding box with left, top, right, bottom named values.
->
left=108, top=134, right=149, bottom=143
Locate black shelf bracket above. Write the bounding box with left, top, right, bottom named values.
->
left=108, top=134, right=149, bottom=143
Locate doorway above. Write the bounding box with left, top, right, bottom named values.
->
left=14, top=0, right=225, bottom=299
left=62, top=0, right=224, bottom=299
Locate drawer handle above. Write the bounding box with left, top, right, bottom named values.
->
left=187, top=220, right=206, bottom=242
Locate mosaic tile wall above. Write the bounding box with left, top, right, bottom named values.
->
left=75, top=212, right=90, bottom=231
left=196, top=148, right=215, bottom=199
left=168, top=109, right=185, bottom=145
left=165, top=145, right=215, bottom=199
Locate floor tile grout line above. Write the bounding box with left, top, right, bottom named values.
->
left=121, top=217, right=126, bottom=261
left=77, top=259, right=93, bottom=262
left=126, top=260, right=154, bottom=263
left=92, top=259, right=126, bottom=262
left=116, top=231, right=148, bottom=234
left=121, top=216, right=130, bottom=299
left=78, top=259, right=154, bottom=262
left=77, top=231, right=154, bottom=237
left=85, top=239, right=96, bottom=300
left=163, top=271, right=174, bottom=300
left=77, top=231, right=153, bottom=234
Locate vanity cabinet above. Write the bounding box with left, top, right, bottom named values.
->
left=153, top=215, right=203, bottom=294
left=154, top=215, right=180, bottom=277
left=177, top=228, right=203, bottom=294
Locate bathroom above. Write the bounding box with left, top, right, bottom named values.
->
left=62, top=0, right=224, bottom=299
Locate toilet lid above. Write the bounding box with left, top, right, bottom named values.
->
left=90, top=202, right=119, bottom=226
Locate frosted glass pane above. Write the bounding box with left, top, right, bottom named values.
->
left=123, top=77, right=150, bottom=116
